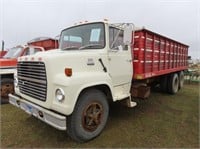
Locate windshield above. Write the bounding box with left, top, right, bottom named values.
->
left=60, top=23, right=105, bottom=50
left=3, top=47, right=23, bottom=58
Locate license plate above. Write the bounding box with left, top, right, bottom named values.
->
left=26, top=104, right=33, bottom=113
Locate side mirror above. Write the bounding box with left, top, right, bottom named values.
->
left=123, top=23, right=134, bottom=45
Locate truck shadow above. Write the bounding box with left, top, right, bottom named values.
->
left=24, top=116, right=73, bottom=143
left=21, top=90, right=165, bottom=147
left=21, top=99, right=155, bottom=146
left=109, top=98, right=155, bottom=121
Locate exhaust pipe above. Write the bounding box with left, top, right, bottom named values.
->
left=1, top=40, right=4, bottom=51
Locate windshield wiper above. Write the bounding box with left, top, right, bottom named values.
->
left=79, top=44, right=103, bottom=50
left=62, top=46, right=79, bottom=50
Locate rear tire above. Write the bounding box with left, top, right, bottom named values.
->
left=160, top=75, right=168, bottom=93
left=179, top=71, right=184, bottom=89
left=168, top=73, right=179, bottom=94
left=67, top=89, right=109, bottom=142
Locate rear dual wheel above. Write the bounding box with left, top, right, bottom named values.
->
left=179, top=71, right=184, bottom=89
left=168, top=73, right=179, bottom=94
left=160, top=72, right=183, bottom=94
left=160, top=75, right=168, bottom=93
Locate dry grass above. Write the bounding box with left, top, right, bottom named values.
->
left=0, top=84, right=199, bottom=148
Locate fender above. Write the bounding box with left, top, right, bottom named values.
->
left=51, top=71, right=115, bottom=115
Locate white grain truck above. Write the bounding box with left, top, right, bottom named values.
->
left=9, top=21, right=188, bottom=142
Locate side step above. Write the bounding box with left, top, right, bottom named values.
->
left=122, top=96, right=137, bottom=108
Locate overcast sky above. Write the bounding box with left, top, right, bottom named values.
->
left=0, top=0, right=199, bottom=58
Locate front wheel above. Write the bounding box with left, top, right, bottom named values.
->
left=67, top=89, right=109, bottom=142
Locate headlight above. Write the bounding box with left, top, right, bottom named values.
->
left=55, top=88, right=65, bottom=102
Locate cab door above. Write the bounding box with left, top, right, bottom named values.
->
left=108, top=26, right=133, bottom=99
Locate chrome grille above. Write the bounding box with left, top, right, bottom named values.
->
left=17, top=61, right=47, bottom=101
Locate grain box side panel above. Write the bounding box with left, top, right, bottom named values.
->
left=132, top=29, right=188, bottom=80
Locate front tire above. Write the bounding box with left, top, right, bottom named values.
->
left=67, top=89, right=109, bottom=142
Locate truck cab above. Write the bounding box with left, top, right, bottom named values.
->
left=9, top=21, right=134, bottom=141
left=58, top=22, right=133, bottom=101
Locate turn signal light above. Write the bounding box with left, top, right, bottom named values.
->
left=65, top=68, right=72, bottom=77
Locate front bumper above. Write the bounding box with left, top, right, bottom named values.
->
left=9, top=94, right=67, bottom=130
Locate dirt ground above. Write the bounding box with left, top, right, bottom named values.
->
left=0, top=84, right=199, bottom=148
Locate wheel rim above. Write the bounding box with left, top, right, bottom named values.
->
left=82, top=102, right=103, bottom=132
left=1, top=83, right=14, bottom=98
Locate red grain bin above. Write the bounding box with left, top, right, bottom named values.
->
left=132, top=29, right=188, bottom=80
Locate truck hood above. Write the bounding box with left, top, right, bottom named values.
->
left=18, top=49, right=63, bottom=60
left=18, top=48, right=103, bottom=61
left=17, top=48, right=107, bottom=109
left=18, top=48, right=107, bottom=80
left=0, top=58, right=17, bottom=68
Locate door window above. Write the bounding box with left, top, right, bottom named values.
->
left=109, top=27, right=124, bottom=50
